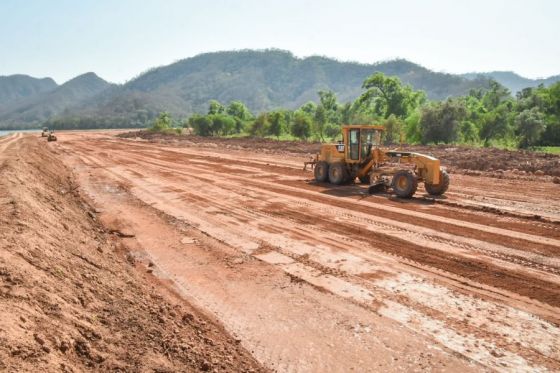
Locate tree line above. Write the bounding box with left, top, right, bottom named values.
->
left=150, top=72, right=559, bottom=149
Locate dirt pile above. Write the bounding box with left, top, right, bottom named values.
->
left=120, top=131, right=560, bottom=177
left=119, top=130, right=322, bottom=155
left=401, top=144, right=560, bottom=176
left=0, top=135, right=265, bottom=372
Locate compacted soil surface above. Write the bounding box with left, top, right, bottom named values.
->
left=121, top=131, right=560, bottom=177
left=3, top=130, right=560, bottom=372
left=0, top=133, right=266, bottom=372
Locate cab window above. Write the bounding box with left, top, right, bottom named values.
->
left=361, top=129, right=374, bottom=159
left=349, top=129, right=360, bottom=160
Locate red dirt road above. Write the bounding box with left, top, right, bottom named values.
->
left=53, top=131, right=560, bottom=372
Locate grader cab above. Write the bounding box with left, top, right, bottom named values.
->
left=304, top=125, right=449, bottom=198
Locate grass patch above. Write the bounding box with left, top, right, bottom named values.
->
left=532, top=146, right=560, bottom=154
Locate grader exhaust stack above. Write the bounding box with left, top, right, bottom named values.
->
left=304, top=125, right=449, bottom=198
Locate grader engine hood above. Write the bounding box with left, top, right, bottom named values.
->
left=385, top=151, right=441, bottom=185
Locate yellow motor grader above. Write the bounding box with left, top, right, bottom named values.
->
left=304, top=125, right=449, bottom=198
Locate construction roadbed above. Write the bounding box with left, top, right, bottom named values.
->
left=3, top=130, right=560, bottom=372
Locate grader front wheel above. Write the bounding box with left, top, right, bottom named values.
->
left=392, top=170, right=418, bottom=198
left=424, top=170, right=450, bottom=196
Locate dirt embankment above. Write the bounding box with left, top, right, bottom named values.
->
left=119, top=130, right=322, bottom=155
left=119, top=130, right=560, bottom=178
left=400, top=144, right=560, bottom=177
left=0, top=135, right=265, bottom=372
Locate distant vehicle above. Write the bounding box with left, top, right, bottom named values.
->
left=47, top=131, right=57, bottom=142
left=41, top=127, right=49, bottom=137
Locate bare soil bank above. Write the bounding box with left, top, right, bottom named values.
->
left=0, top=133, right=265, bottom=372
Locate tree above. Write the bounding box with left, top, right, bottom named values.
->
left=324, top=123, right=341, bottom=139
left=208, top=100, right=225, bottom=115
left=516, top=108, right=546, bottom=148
left=250, top=113, right=269, bottom=137
left=357, top=72, right=425, bottom=119
left=482, top=80, right=511, bottom=110
left=419, top=99, right=466, bottom=144
left=459, top=121, right=479, bottom=143
left=299, top=101, right=317, bottom=117
left=227, top=101, right=252, bottom=120
left=267, top=111, right=286, bottom=139
left=210, top=114, right=236, bottom=136
left=382, top=114, right=403, bottom=145
left=150, top=112, right=173, bottom=131
left=318, top=90, right=338, bottom=112
left=313, top=105, right=327, bottom=141
left=404, top=109, right=422, bottom=144
left=290, top=112, right=312, bottom=140
left=540, top=122, right=560, bottom=146
left=480, top=103, right=514, bottom=145
left=318, top=90, right=340, bottom=124
left=538, top=82, right=560, bottom=146
left=189, top=114, right=213, bottom=136
left=340, top=102, right=353, bottom=124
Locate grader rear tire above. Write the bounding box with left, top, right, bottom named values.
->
left=328, top=163, right=348, bottom=185
left=392, top=170, right=418, bottom=198
left=314, top=161, right=329, bottom=182
left=425, top=170, right=450, bottom=196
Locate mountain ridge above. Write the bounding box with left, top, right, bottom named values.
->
left=0, top=75, right=57, bottom=110
left=462, top=71, right=560, bottom=94
left=1, top=50, right=559, bottom=129
left=0, top=72, right=112, bottom=128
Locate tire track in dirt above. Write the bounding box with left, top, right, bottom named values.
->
left=71, top=140, right=555, bottom=301
left=105, top=145, right=560, bottom=273
left=97, top=137, right=560, bottom=242
left=58, top=134, right=560, bottom=371
left=82, top=153, right=560, bottom=368
left=59, top=142, right=482, bottom=372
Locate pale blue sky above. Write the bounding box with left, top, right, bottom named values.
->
left=0, top=0, right=558, bottom=84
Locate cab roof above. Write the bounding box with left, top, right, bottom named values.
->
left=341, top=124, right=385, bottom=131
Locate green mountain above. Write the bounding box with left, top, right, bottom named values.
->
left=0, top=72, right=111, bottom=128
left=462, top=71, right=560, bottom=94
left=0, top=75, right=57, bottom=109
left=2, top=50, right=559, bottom=129
left=118, top=50, right=492, bottom=114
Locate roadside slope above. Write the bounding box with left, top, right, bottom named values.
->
left=0, top=133, right=265, bottom=372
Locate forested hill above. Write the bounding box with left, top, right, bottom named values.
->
left=0, top=73, right=112, bottom=128
left=0, top=75, right=57, bottom=109
left=54, top=50, right=496, bottom=127
left=462, top=71, right=560, bottom=94
left=121, top=50, right=491, bottom=112
left=1, top=49, right=559, bottom=129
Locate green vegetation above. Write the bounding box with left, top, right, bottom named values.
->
left=175, top=71, right=560, bottom=149
left=533, top=146, right=560, bottom=154
left=149, top=112, right=182, bottom=134
left=2, top=50, right=556, bottom=149
left=2, top=50, right=559, bottom=135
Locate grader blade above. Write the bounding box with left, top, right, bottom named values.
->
left=368, top=182, right=387, bottom=194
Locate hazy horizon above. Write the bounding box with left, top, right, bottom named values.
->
left=1, top=0, right=559, bottom=84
